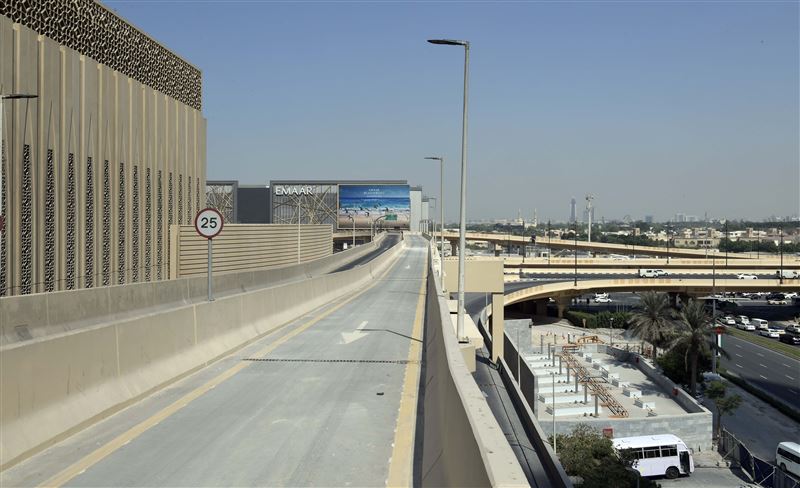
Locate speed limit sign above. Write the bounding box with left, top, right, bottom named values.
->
left=195, top=208, right=223, bottom=301
left=194, top=208, right=224, bottom=239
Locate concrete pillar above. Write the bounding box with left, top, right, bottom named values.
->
left=490, top=292, right=504, bottom=363
left=556, top=296, right=571, bottom=318
left=491, top=242, right=501, bottom=257
left=668, top=292, right=679, bottom=308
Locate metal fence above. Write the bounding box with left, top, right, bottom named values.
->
left=719, top=428, right=800, bottom=488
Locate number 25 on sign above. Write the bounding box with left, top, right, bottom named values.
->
left=194, top=208, right=224, bottom=300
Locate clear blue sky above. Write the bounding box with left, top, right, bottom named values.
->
left=108, top=0, right=799, bottom=223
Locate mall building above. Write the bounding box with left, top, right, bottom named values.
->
left=206, top=180, right=433, bottom=233
left=1, top=1, right=206, bottom=296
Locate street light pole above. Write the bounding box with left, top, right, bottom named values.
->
left=352, top=214, right=356, bottom=248
left=574, top=221, right=578, bottom=287
left=610, top=317, right=615, bottom=347
left=425, top=157, right=445, bottom=290
left=429, top=38, right=470, bottom=342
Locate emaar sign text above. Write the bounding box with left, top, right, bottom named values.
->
left=274, top=185, right=315, bottom=196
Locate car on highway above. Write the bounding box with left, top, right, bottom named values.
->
left=736, top=315, right=750, bottom=325
left=785, top=324, right=800, bottom=334
left=779, top=333, right=800, bottom=345
left=736, top=322, right=756, bottom=331
left=638, top=268, right=667, bottom=278
left=721, top=316, right=737, bottom=326
left=751, top=318, right=770, bottom=330
left=776, top=270, right=800, bottom=279
left=594, top=296, right=612, bottom=303
left=736, top=273, right=758, bottom=280
left=759, top=328, right=781, bottom=338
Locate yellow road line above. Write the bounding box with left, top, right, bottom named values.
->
left=41, top=248, right=406, bottom=488
left=386, top=250, right=428, bottom=487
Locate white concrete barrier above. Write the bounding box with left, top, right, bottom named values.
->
left=420, top=242, right=528, bottom=488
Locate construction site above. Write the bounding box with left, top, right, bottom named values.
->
left=505, top=319, right=713, bottom=452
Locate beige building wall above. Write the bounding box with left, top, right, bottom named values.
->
left=169, top=224, right=334, bottom=279
left=0, top=4, right=206, bottom=296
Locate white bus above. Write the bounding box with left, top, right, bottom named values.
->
left=777, top=442, right=800, bottom=478
left=613, top=434, right=694, bottom=479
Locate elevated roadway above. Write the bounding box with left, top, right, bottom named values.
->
left=442, top=231, right=763, bottom=259
left=495, top=277, right=800, bottom=416
left=4, top=237, right=430, bottom=487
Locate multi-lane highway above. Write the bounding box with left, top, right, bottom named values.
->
left=4, top=237, right=428, bottom=487
left=722, top=334, right=800, bottom=411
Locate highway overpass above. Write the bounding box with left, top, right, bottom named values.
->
left=441, top=231, right=761, bottom=259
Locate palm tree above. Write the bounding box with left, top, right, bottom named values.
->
left=670, top=299, right=714, bottom=396
left=628, top=291, right=675, bottom=358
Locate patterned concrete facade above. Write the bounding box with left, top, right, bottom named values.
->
left=0, top=1, right=206, bottom=296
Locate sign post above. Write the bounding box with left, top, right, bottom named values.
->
left=194, top=208, right=224, bottom=301
left=713, top=325, right=724, bottom=375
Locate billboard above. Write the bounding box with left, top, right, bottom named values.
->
left=338, top=184, right=411, bottom=230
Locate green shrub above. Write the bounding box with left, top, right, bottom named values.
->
left=657, top=341, right=711, bottom=386
left=565, top=311, right=631, bottom=330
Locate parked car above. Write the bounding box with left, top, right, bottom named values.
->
left=768, top=297, right=789, bottom=305
left=779, top=333, right=800, bottom=345
left=760, top=328, right=781, bottom=338
left=736, top=273, right=758, bottom=280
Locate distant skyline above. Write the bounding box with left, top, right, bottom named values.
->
left=108, top=1, right=799, bottom=222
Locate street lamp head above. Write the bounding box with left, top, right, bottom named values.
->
left=424, top=156, right=443, bottom=161
left=2, top=93, right=38, bottom=100
left=427, top=39, right=469, bottom=47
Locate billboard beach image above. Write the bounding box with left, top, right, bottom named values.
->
left=338, top=184, right=411, bottom=230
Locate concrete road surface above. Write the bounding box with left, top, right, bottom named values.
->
left=6, top=237, right=427, bottom=487
left=720, top=334, right=800, bottom=413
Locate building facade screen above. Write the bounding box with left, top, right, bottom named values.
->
left=338, top=185, right=411, bottom=230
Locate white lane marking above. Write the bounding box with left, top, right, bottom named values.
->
left=784, top=364, right=792, bottom=368
left=735, top=364, right=743, bottom=368
left=756, top=353, right=764, bottom=357
left=786, top=375, right=795, bottom=381
left=790, top=390, right=799, bottom=395
left=735, top=353, right=743, bottom=358
left=735, top=344, right=742, bottom=349
left=759, top=375, right=768, bottom=379
left=760, top=363, right=767, bottom=368
left=341, top=321, right=369, bottom=344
